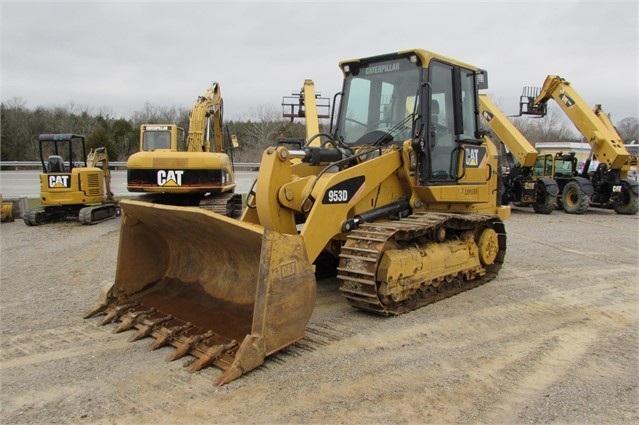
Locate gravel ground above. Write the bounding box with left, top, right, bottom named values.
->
left=1, top=207, right=638, bottom=424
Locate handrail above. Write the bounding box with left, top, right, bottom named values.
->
left=0, top=161, right=260, bottom=171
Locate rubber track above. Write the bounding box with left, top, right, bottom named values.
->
left=337, top=211, right=507, bottom=316
left=79, top=204, right=119, bottom=225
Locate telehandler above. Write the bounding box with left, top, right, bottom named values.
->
left=86, top=49, right=510, bottom=385
left=479, top=94, right=558, bottom=213
left=519, top=76, right=638, bottom=214
left=23, top=134, right=118, bottom=225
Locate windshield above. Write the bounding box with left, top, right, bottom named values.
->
left=337, top=57, right=420, bottom=145
left=143, top=131, right=171, bottom=151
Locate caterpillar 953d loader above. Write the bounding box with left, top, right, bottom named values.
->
left=85, top=49, right=510, bottom=385
left=23, top=134, right=118, bottom=225
left=126, top=83, right=242, bottom=217
left=519, top=75, right=638, bottom=214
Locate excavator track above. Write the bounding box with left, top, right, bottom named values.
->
left=337, top=212, right=506, bottom=316
left=198, top=193, right=243, bottom=218
left=78, top=203, right=119, bottom=225
left=24, top=204, right=118, bottom=226
left=136, top=193, right=243, bottom=218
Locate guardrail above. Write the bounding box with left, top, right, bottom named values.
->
left=0, top=161, right=260, bottom=171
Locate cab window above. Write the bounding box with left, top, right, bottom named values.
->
left=429, top=62, right=456, bottom=180
left=143, top=131, right=171, bottom=150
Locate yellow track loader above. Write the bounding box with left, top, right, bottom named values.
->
left=86, top=48, right=510, bottom=385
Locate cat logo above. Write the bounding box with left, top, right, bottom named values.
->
left=157, top=170, right=184, bottom=187
left=48, top=175, right=70, bottom=188
left=559, top=90, right=575, bottom=108
left=464, top=147, right=486, bottom=168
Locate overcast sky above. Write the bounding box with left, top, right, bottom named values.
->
left=1, top=1, right=637, bottom=123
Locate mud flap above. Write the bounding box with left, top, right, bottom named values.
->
left=86, top=200, right=316, bottom=385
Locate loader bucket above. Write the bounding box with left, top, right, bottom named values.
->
left=85, top=199, right=316, bottom=385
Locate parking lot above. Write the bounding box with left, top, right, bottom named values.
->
left=1, top=206, right=637, bottom=424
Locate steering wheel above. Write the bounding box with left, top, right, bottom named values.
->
left=352, top=130, right=394, bottom=147
left=345, top=117, right=393, bottom=132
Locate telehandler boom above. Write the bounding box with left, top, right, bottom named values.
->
left=479, top=94, right=558, bottom=213
left=86, top=49, right=510, bottom=385
left=519, top=75, right=638, bottom=214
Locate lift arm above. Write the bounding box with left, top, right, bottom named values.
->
left=479, top=94, right=538, bottom=168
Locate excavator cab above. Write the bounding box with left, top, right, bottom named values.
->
left=86, top=49, right=509, bottom=386
left=140, top=124, right=185, bottom=151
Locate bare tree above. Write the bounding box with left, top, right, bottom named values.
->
left=513, top=105, right=579, bottom=145
left=615, top=117, right=639, bottom=143
left=242, top=104, right=283, bottom=144
left=130, top=103, right=188, bottom=127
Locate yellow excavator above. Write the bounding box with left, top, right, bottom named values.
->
left=479, top=94, right=558, bottom=213
left=85, top=49, right=510, bottom=385
left=23, top=134, right=117, bottom=225
left=519, top=75, right=638, bottom=214
left=126, top=83, right=242, bottom=217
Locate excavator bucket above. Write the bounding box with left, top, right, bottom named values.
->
left=85, top=199, right=316, bottom=385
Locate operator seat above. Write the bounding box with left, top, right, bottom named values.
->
left=47, top=155, right=65, bottom=173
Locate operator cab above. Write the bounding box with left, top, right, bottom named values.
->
left=140, top=125, right=186, bottom=151
left=334, top=50, right=488, bottom=186
left=38, top=133, right=86, bottom=174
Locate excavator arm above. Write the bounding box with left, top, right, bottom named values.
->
left=186, top=82, right=224, bottom=153
left=520, top=75, right=630, bottom=172
left=87, top=147, right=114, bottom=201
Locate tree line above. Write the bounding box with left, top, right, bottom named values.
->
left=0, top=99, right=307, bottom=164
left=1, top=99, right=637, bottom=165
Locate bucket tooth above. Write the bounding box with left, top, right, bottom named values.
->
left=165, top=330, right=215, bottom=362
left=129, top=315, right=174, bottom=342
left=113, top=308, right=156, bottom=334
left=99, top=302, right=140, bottom=325
left=214, top=335, right=266, bottom=386
left=83, top=302, right=107, bottom=319
left=187, top=340, right=238, bottom=373
left=149, top=322, right=192, bottom=351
